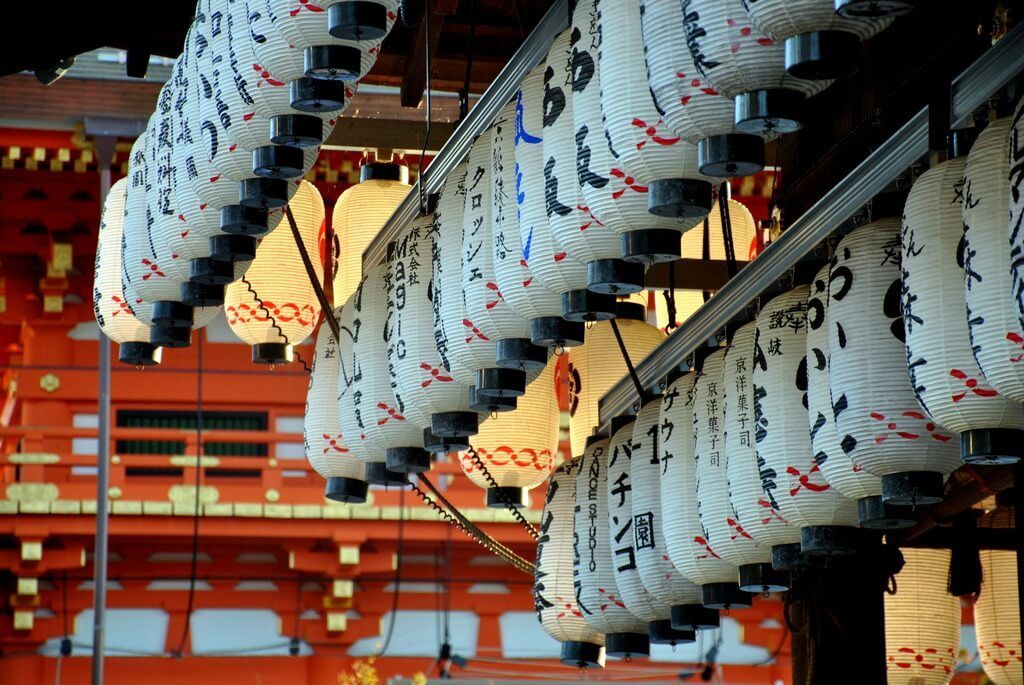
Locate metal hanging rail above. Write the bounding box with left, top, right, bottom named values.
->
left=361, top=0, right=569, bottom=269
left=597, top=24, right=1024, bottom=431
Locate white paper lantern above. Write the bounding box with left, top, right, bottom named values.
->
left=305, top=322, right=368, bottom=502
left=742, top=0, right=892, bottom=80
left=574, top=436, right=650, bottom=659
left=643, top=0, right=765, bottom=177
left=723, top=321, right=795, bottom=591
left=93, top=178, right=162, bottom=366
left=885, top=548, right=960, bottom=685
left=567, top=304, right=664, bottom=460
left=682, top=0, right=830, bottom=134
left=805, top=264, right=887, bottom=525
left=224, top=180, right=324, bottom=362
left=1011, top=96, right=1024, bottom=344
left=598, top=0, right=718, bottom=260
left=388, top=216, right=478, bottom=440
left=903, top=155, right=1024, bottom=465
left=975, top=549, right=1023, bottom=685
left=828, top=219, right=961, bottom=506
left=327, top=0, right=399, bottom=42
left=534, top=460, right=606, bottom=668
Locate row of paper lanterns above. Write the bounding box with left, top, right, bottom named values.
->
left=93, top=0, right=402, bottom=364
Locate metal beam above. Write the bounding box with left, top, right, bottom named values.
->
left=597, top=23, right=1024, bottom=429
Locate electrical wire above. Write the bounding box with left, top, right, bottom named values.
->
left=464, top=445, right=539, bottom=540
left=374, top=487, right=405, bottom=657
left=284, top=205, right=340, bottom=345
left=609, top=319, right=645, bottom=403
left=240, top=274, right=312, bottom=374
left=418, top=4, right=433, bottom=215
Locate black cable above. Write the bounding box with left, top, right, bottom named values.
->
left=665, top=266, right=678, bottom=333
left=418, top=7, right=433, bottom=215
left=374, top=488, right=405, bottom=657
left=457, top=0, right=477, bottom=123
left=239, top=274, right=312, bottom=374
left=609, top=319, right=645, bottom=402
left=284, top=205, right=340, bottom=346
left=719, top=183, right=737, bottom=277
left=464, top=445, right=539, bottom=540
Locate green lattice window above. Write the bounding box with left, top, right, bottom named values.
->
left=115, top=410, right=268, bottom=457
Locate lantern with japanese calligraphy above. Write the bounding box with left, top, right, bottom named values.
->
left=805, top=264, right=899, bottom=528
left=224, top=180, right=324, bottom=363
left=1014, top=97, right=1024, bottom=341
left=607, top=416, right=695, bottom=645
left=903, top=152, right=1024, bottom=464
left=462, top=124, right=549, bottom=375
left=643, top=0, right=764, bottom=177
left=834, top=0, right=915, bottom=17
left=965, top=117, right=1024, bottom=436
left=752, top=286, right=861, bottom=560
left=574, top=436, right=651, bottom=659
left=460, top=363, right=558, bottom=508
left=554, top=0, right=646, bottom=296
left=975, top=549, right=1023, bottom=685
left=567, top=302, right=665, bottom=460
left=598, top=0, right=718, bottom=265
left=328, top=0, right=397, bottom=41
left=683, top=0, right=831, bottom=135
left=723, top=321, right=795, bottom=591
left=742, top=0, right=893, bottom=80
left=828, top=219, right=961, bottom=505
left=389, top=215, right=479, bottom=441
left=94, top=178, right=162, bottom=366
left=884, top=548, right=961, bottom=684
left=534, top=460, right=606, bottom=668
left=305, top=321, right=369, bottom=502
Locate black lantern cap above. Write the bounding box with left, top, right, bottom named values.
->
left=327, top=0, right=389, bottom=41
left=620, top=229, right=682, bottom=265
left=961, top=428, right=1024, bottom=465
left=361, top=162, right=409, bottom=183
left=364, top=461, right=410, bottom=487
left=150, top=323, right=193, bottom=349
left=785, top=30, right=861, bottom=81
left=701, top=582, right=752, bottom=610
left=857, top=495, right=917, bottom=530
left=586, top=258, right=646, bottom=295
left=271, top=113, right=325, bottom=148
left=648, top=620, right=696, bottom=646
left=290, top=78, right=346, bottom=113
left=431, top=411, right=479, bottom=439
left=737, top=562, right=790, bottom=593
left=208, top=235, right=257, bottom=264
left=304, top=45, right=362, bottom=81
left=252, top=342, right=293, bottom=365
left=476, top=367, right=527, bottom=398
left=118, top=341, right=162, bottom=366
left=386, top=446, right=432, bottom=474
left=560, top=640, right=605, bottom=669
left=835, top=0, right=915, bottom=16
left=771, top=542, right=808, bottom=571
left=735, top=88, right=805, bottom=136
left=561, top=289, right=618, bottom=323
left=647, top=178, right=714, bottom=220
left=469, top=386, right=517, bottom=414
left=152, top=300, right=194, bottom=327
left=495, top=338, right=549, bottom=371
left=670, top=604, right=719, bottom=632
left=486, top=486, right=528, bottom=509
left=604, top=632, right=649, bottom=659
left=422, top=427, right=469, bottom=454
left=698, top=133, right=765, bottom=178
left=530, top=316, right=585, bottom=349
left=882, top=471, right=945, bottom=506
left=180, top=282, right=225, bottom=308
left=325, top=476, right=369, bottom=503
left=239, top=178, right=290, bottom=210
left=800, top=525, right=873, bottom=558
left=220, top=205, right=270, bottom=236
left=252, top=145, right=305, bottom=179
left=189, top=257, right=235, bottom=286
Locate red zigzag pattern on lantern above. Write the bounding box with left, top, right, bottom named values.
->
left=460, top=446, right=554, bottom=472
left=226, top=302, right=316, bottom=326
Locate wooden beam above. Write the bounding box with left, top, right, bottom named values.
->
left=643, top=258, right=748, bottom=291
left=400, top=1, right=448, bottom=108
left=325, top=117, right=455, bottom=151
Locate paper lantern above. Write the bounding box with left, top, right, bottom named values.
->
left=606, top=416, right=694, bottom=646
left=332, top=162, right=409, bottom=306
left=723, top=321, right=794, bottom=591
left=643, top=0, right=765, bottom=177
left=93, top=178, right=162, bottom=366
left=388, top=216, right=478, bottom=441
left=975, top=550, right=1023, bottom=685
left=567, top=303, right=664, bottom=459
left=574, top=436, right=651, bottom=659
left=805, top=264, right=892, bottom=528
left=554, top=0, right=646, bottom=296
left=903, top=155, right=1024, bottom=464
left=653, top=289, right=705, bottom=335
left=965, top=118, right=1024, bottom=416
left=598, top=0, right=718, bottom=261
left=828, top=219, right=960, bottom=505
left=460, top=363, right=559, bottom=507
left=224, top=181, right=324, bottom=363
left=328, top=0, right=398, bottom=42
left=884, top=548, right=960, bottom=685
left=1014, top=98, right=1024, bottom=344
left=305, top=322, right=368, bottom=502
left=534, top=460, right=606, bottom=668
left=682, top=0, right=830, bottom=134
left=835, top=0, right=915, bottom=17
left=462, top=125, right=549, bottom=374
left=742, top=0, right=893, bottom=80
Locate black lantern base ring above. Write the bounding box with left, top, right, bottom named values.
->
left=495, top=338, right=549, bottom=371
left=189, top=257, right=235, bottom=286
left=648, top=619, right=696, bottom=646
left=698, top=133, right=765, bottom=178
left=857, top=495, right=916, bottom=529
left=220, top=205, right=269, bottom=236
left=118, top=341, right=162, bottom=366
left=304, top=45, right=362, bottom=81
left=324, top=476, right=369, bottom=504
left=530, top=316, right=585, bottom=349
left=431, top=411, right=479, bottom=439
left=469, top=387, right=517, bottom=414
left=252, top=145, right=305, bottom=179
left=328, top=1, right=388, bottom=41
left=835, top=0, right=915, bottom=17
left=771, top=542, right=806, bottom=571
left=647, top=178, right=714, bottom=220
left=701, top=582, right=752, bottom=610
left=152, top=300, right=195, bottom=327
left=561, top=289, right=618, bottom=323
left=239, top=178, right=289, bottom=209
left=882, top=470, right=945, bottom=506
left=620, top=229, right=682, bottom=265
left=364, top=461, right=410, bottom=487
left=604, top=632, right=650, bottom=659
left=735, top=88, right=805, bottom=136
left=422, top=427, right=469, bottom=454
left=252, top=342, right=293, bottom=365
left=670, top=604, right=720, bottom=632
left=290, top=78, right=347, bottom=113
left=476, top=367, right=527, bottom=398
left=785, top=30, right=861, bottom=81
left=961, top=428, right=1024, bottom=465
left=586, top=258, right=646, bottom=295
left=386, top=447, right=432, bottom=474
left=738, top=562, right=790, bottom=593
left=800, top=525, right=869, bottom=558
left=150, top=323, right=193, bottom=349
left=209, top=235, right=257, bottom=264
left=560, top=640, right=605, bottom=669
left=486, top=486, right=528, bottom=509
left=181, top=281, right=226, bottom=307
left=270, top=114, right=324, bottom=148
